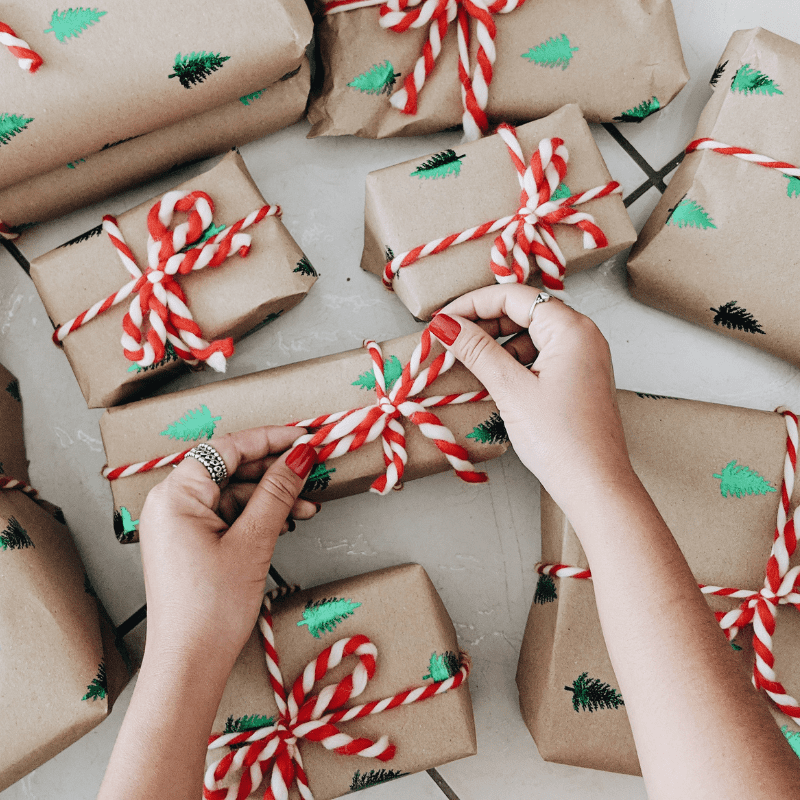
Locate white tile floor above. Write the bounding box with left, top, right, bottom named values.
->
left=3, top=1, right=800, bottom=797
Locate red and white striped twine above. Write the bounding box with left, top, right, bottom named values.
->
left=537, top=408, right=800, bottom=722
left=325, top=0, right=525, bottom=141
left=0, top=21, right=43, bottom=73
left=686, top=138, right=800, bottom=180
left=53, top=191, right=278, bottom=373
left=204, top=586, right=470, bottom=800
left=0, top=476, right=39, bottom=499
left=383, top=125, right=620, bottom=297
left=0, top=220, right=19, bottom=240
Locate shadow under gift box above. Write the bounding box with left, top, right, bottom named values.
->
left=516, top=390, right=800, bottom=775
left=308, top=0, right=688, bottom=139
left=29, top=150, right=317, bottom=408
left=99, top=332, right=507, bottom=544
left=628, top=28, right=800, bottom=370
left=361, top=105, right=637, bottom=321
left=207, top=563, right=476, bottom=799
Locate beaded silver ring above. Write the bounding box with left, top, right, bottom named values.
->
left=183, top=443, right=228, bottom=485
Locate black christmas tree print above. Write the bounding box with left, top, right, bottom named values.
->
left=521, top=34, right=578, bottom=70
left=44, top=8, right=107, bottom=42
left=411, top=150, right=466, bottom=180
left=224, top=713, right=275, bottom=747
left=635, top=392, right=679, bottom=400
left=5, top=379, right=20, bottom=401
left=113, top=506, right=139, bottom=542
left=384, top=246, right=395, bottom=263
left=0, top=113, right=34, bottom=147
left=303, top=462, right=336, bottom=493
left=0, top=516, right=33, bottom=551
left=239, top=88, right=267, bottom=106
left=59, top=223, right=103, bottom=247
left=467, top=412, right=508, bottom=445
left=710, top=60, right=728, bottom=86
left=713, top=460, right=776, bottom=498
left=782, top=726, right=800, bottom=758
left=101, top=136, right=141, bottom=151
left=710, top=301, right=765, bottom=335
left=52, top=506, right=67, bottom=524
left=565, top=672, right=624, bottom=712
left=348, top=61, right=400, bottom=96
left=613, top=97, right=661, bottom=123
left=666, top=197, right=716, bottom=230
left=350, top=769, right=408, bottom=792
left=160, top=404, right=221, bottom=441
left=169, top=51, right=231, bottom=89
left=423, top=651, right=460, bottom=682
left=179, top=222, right=226, bottom=253
left=731, top=63, right=782, bottom=96
left=533, top=573, right=557, bottom=604
left=128, top=341, right=179, bottom=373
left=352, top=354, right=403, bottom=392
left=296, top=597, right=362, bottom=638
left=82, top=661, right=107, bottom=701
left=294, top=256, right=318, bottom=277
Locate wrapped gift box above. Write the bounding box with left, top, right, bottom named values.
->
left=516, top=390, right=800, bottom=775
left=29, top=150, right=317, bottom=408
left=206, top=563, right=476, bottom=799
left=308, top=0, right=688, bottom=139
left=362, top=105, right=636, bottom=320
left=628, top=28, right=800, bottom=369
left=100, top=331, right=508, bottom=543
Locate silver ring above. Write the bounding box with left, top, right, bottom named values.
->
left=527, top=292, right=551, bottom=325
left=183, top=443, right=228, bottom=484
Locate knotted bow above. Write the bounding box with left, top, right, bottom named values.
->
left=53, top=191, right=278, bottom=372
left=204, top=586, right=470, bottom=800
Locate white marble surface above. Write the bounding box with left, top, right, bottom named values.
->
left=3, top=1, right=800, bottom=798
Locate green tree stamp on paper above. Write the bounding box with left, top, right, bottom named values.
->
left=239, top=88, right=267, bottom=106
left=521, top=34, right=578, bottom=70
left=44, top=8, right=107, bottom=42
left=565, top=672, right=624, bottom=712
left=410, top=150, right=466, bottom=180
left=297, top=597, right=362, bottom=638
left=467, top=412, right=509, bottom=445
left=533, top=573, right=558, bottom=604
left=550, top=181, right=571, bottom=201
left=128, top=341, right=179, bottom=373
left=350, top=769, right=407, bottom=792
left=710, top=301, right=765, bottom=335
left=224, top=714, right=275, bottom=748
left=0, top=516, right=33, bottom=551
left=613, top=97, right=661, bottom=123
left=665, top=197, right=716, bottom=230
left=713, top=460, right=776, bottom=498
left=113, top=507, right=139, bottom=542
left=82, top=661, right=107, bottom=701
left=786, top=176, right=800, bottom=198
left=731, top=64, right=782, bottom=96
left=423, top=651, right=460, bottom=682
left=782, top=726, right=800, bottom=758
left=348, top=61, right=400, bottom=96
left=160, top=404, right=221, bottom=442
left=294, top=256, right=318, bottom=277
left=0, top=113, right=34, bottom=147
left=67, top=158, right=87, bottom=169
left=303, top=462, right=336, bottom=493
left=169, top=51, right=231, bottom=89
left=352, top=354, right=403, bottom=392
left=179, top=222, right=226, bottom=253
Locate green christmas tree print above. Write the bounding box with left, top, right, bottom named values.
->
left=239, top=88, right=267, bottom=106
left=128, top=340, right=179, bottom=373
left=160, top=404, right=221, bottom=441
left=303, top=462, right=336, bottom=493
left=180, top=222, right=226, bottom=253
left=782, top=726, right=800, bottom=758
left=224, top=713, right=275, bottom=747
left=5, top=379, right=20, bottom=401
left=0, top=517, right=33, bottom=551
left=350, top=769, right=407, bottom=792
left=713, top=460, right=776, bottom=498
left=294, top=256, right=318, bottom=277
left=613, top=97, right=661, bottom=123
left=169, top=51, right=231, bottom=89
left=67, top=158, right=87, bottom=169
left=466, top=412, right=508, bottom=445
left=60, top=223, right=103, bottom=247
left=731, top=63, right=783, bottom=96
left=550, top=181, right=571, bottom=201
left=297, top=597, right=362, bottom=638
left=521, top=34, right=578, bottom=70
left=665, top=197, right=716, bottom=230
left=786, top=176, right=800, bottom=198
left=0, top=113, right=34, bottom=147
left=710, top=301, right=765, bottom=335
left=731, top=642, right=743, bottom=651
left=533, top=573, right=557, bottom=604
left=352, top=354, right=403, bottom=392
left=410, top=150, right=466, bottom=180
left=113, top=506, right=139, bottom=542
left=348, top=61, right=400, bottom=96
left=44, top=8, right=107, bottom=42
left=565, top=672, right=624, bottom=712
left=710, top=60, right=728, bottom=86
left=423, top=651, right=460, bottom=682
left=82, top=661, right=107, bottom=701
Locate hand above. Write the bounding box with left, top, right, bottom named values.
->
left=429, top=284, right=637, bottom=516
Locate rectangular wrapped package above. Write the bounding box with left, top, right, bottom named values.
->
left=100, top=331, right=508, bottom=543
left=0, top=363, right=131, bottom=791
left=516, top=390, right=800, bottom=775
left=0, top=0, right=311, bottom=223
left=0, top=58, right=311, bottom=236
left=627, top=28, right=800, bottom=369
left=308, top=0, right=688, bottom=139
left=362, top=104, right=637, bottom=320
left=205, top=563, right=476, bottom=799
left=30, top=150, right=317, bottom=408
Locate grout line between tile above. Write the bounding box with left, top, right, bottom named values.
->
left=601, top=123, right=660, bottom=180
left=426, top=768, right=462, bottom=800
left=117, top=603, right=147, bottom=637
left=1, top=237, right=31, bottom=275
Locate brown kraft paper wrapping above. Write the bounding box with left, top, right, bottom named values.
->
left=0, top=59, right=311, bottom=236
left=0, top=366, right=131, bottom=791
left=30, top=150, right=317, bottom=409
left=627, top=28, right=800, bottom=369
left=308, top=0, right=688, bottom=139
left=516, top=390, right=800, bottom=775
left=99, top=332, right=508, bottom=543
left=0, top=0, right=312, bottom=192
left=208, top=563, right=476, bottom=799
left=362, top=105, right=637, bottom=320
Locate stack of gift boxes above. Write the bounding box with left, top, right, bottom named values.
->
left=2, top=0, right=800, bottom=793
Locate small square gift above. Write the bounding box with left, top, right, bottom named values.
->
left=30, top=150, right=317, bottom=408
left=204, top=563, right=476, bottom=799
left=308, top=0, right=688, bottom=139
left=516, top=390, right=800, bottom=775
left=100, top=329, right=509, bottom=543
left=362, top=104, right=636, bottom=320
left=628, top=28, right=800, bottom=370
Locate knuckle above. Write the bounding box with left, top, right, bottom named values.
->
left=257, top=470, right=300, bottom=510
left=458, top=331, right=495, bottom=371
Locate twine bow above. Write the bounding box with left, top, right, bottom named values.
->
left=204, top=586, right=470, bottom=800
left=0, top=21, right=43, bottom=72
left=52, top=191, right=278, bottom=372
left=383, top=124, right=621, bottom=296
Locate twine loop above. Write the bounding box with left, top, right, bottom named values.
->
left=0, top=21, right=43, bottom=73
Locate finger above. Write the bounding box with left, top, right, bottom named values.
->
left=234, top=455, right=281, bottom=482
left=501, top=331, right=538, bottom=366
left=473, top=316, right=526, bottom=340
left=291, top=498, right=320, bottom=520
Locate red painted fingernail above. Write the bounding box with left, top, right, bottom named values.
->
left=286, top=443, right=316, bottom=478
left=314, top=502, right=322, bottom=512
left=429, top=314, right=460, bottom=346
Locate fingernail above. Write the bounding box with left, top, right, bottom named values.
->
left=313, top=502, right=322, bottom=512
left=286, top=443, right=316, bottom=478
left=287, top=516, right=296, bottom=533
left=429, top=314, right=460, bottom=346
